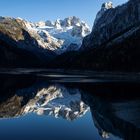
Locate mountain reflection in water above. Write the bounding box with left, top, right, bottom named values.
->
left=0, top=70, right=140, bottom=140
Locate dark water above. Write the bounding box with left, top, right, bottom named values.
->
left=0, top=69, right=140, bottom=140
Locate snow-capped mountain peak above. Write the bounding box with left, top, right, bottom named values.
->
left=17, top=16, right=90, bottom=54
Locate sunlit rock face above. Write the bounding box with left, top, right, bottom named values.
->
left=11, top=16, right=90, bottom=54
left=34, top=17, right=90, bottom=54
left=17, top=16, right=90, bottom=54
left=0, top=84, right=89, bottom=121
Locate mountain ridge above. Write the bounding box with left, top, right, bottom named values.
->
left=17, top=16, right=90, bottom=54
left=0, top=16, right=90, bottom=67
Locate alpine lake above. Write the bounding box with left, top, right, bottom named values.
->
left=0, top=68, right=140, bottom=140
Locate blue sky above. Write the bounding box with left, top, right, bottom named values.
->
left=1, top=0, right=127, bottom=27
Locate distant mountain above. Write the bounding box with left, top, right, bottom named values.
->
left=33, top=16, right=90, bottom=54
left=12, top=16, right=90, bottom=54
left=50, top=0, right=140, bottom=71
left=0, top=16, right=90, bottom=67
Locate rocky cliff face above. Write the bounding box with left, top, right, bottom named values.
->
left=81, top=0, right=140, bottom=50
left=51, top=0, right=140, bottom=71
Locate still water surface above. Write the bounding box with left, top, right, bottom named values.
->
left=0, top=69, right=140, bottom=140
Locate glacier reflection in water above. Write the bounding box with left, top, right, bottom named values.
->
left=0, top=71, right=140, bottom=140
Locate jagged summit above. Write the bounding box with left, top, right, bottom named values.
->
left=33, top=17, right=90, bottom=54
left=94, top=1, right=114, bottom=26
left=16, top=16, right=90, bottom=54
left=102, top=1, right=114, bottom=10
left=35, top=16, right=82, bottom=28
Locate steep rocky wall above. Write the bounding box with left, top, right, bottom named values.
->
left=81, top=0, right=140, bottom=50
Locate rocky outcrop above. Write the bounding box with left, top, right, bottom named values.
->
left=94, top=1, right=114, bottom=26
